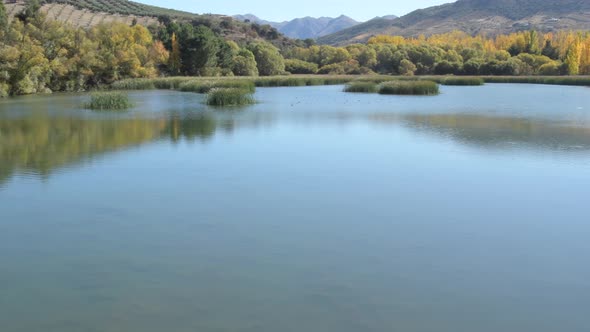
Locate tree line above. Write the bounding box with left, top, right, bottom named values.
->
left=285, top=30, right=590, bottom=76
left=2, top=0, right=590, bottom=97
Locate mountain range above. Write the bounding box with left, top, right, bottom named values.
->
left=233, top=14, right=365, bottom=39
left=318, top=0, right=590, bottom=45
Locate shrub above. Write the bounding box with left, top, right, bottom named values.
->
left=378, top=81, right=439, bottom=95
left=285, top=59, right=319, bottom=74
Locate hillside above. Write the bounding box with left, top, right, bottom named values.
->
left=3, top=0, right=297, bottom=48
left=318, top=0, right=590, bottom=45
left=4, top=1, right=158, bottom=27
left=234, top=14, right=360, bottom=39
left=2, top=0, right=205, bottom=28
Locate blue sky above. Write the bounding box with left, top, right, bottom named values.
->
left=135, top=0, right=452, bottom=22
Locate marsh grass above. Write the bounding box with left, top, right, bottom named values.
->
left=110, top=75, right=590, bottom=97
left=482, top=76, right=590, bottom=86
left=440, top=77, right=485, bottom=86
left=344, top=82, right=379, bottom=93
left=179, top=79, right=256, bottom=94
left=206, top=88, right=256, bottom=107
left=378, top=81, right=440, bottom=95
left=85, top=92, right=133, bottom=110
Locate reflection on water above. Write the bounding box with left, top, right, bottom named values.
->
left=0, top=114, right=225, bottom=185
left=369, top=113, right=590, bottom=151
left=3, top=86, right=590, bottom=186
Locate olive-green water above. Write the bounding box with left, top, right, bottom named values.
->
left=1, top=84, right=589, bottom=332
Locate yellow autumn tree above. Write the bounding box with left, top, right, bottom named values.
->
left=168, top=33, right=181, bottom=75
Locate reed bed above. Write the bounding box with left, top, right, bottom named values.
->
left=378, top=81, right=440, bottom=95
left=178, top=80, right=256, bottom=94
left=85, top=92, right=133, bottom=110
left=344, top=82, right=379, bottom=93
left=440, top=77, right=485, bottom=86
left=206, top=88, right=256, bottom=106
left=482, top=76, right=590, bottom=86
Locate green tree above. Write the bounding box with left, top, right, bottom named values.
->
left=541, top=40, right=559, bottom=60
left=22, top=0, right=41, bottom=22
left=181, top=25, right=220, bottom=76
left=232, top=49, right=258, bottom=76
left=565, top=40, right=581, bottom=75
left=399, top=59, right=417, bottom=76
left=248, top=41, right=285, bottom=76
left=526, top=30, right=540, bottom=55
left=357, top=47, right=377, bottom=69
left=0, top=0, right=8, bottom=32
left=284, top=59, right=318, bottom=74
left=168, top=33, right=181, bottom=75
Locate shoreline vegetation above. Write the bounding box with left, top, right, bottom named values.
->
left=110, top=75, right=590, bottom=90
left=107, top=74, right=590, bottom=97
left=108, top=75, right=590, bottom=92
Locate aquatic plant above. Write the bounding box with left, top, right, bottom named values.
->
left=85, top=92, right=133, bottom=110
left=178, top=80, right=256, bottom=94
left=440, top=77, right=485, bottom=86
left=344, top=82, right=379, bottom=93
left=111, top=78, right=156, bottom=90
left=378, top=81, right=440, bottom=95
left=206, top=88, right=256, bottom=106
left=482, top=76, right=590, bottom=86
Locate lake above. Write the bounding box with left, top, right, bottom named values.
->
left=1, top=84, right=589, bottom=332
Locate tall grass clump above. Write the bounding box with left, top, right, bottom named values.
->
left=440, top=77, right=485, bottom=86
left=254, top=77, right=307, bottom=87
left=152, top=77, right=195, bottom=89
left=180, top=79, right=256, bottom=93
left=344, top=82, right=378, bottom=93
left=323, top=76, right=355, bottom=85
left=305, top=77, right=326, bottom=86
left=178, top=80, right=214, bottom=93
left=85, top=92, right=133, bottom=110
left=378, top=81, right=440, bottom=95
left=111, top=78, right=156, bottom=90
left=206, top=88, right=255, bottom=106
left=213, top=80, right=256, bottom=92
left=483, top=76, right=590, bottom=86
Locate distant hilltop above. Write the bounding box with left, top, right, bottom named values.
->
left=318, top=0, right=590, bottom=45
left=232, top=14, right=399, bottom=40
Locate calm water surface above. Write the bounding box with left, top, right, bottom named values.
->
left=1, top=84, right=589, bottom=332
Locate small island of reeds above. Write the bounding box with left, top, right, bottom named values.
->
left=344, top=82, right=379, bottom=93
left=85, top=92, right=133, bottom=110
left=206, top=88, right=256, bottom=107
left=378, top=81, right=440, bottom=96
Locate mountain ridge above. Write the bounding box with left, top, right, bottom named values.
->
left=233, top=14, right=363, bottom=39
left=318, top=0, right=590, bottom=45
